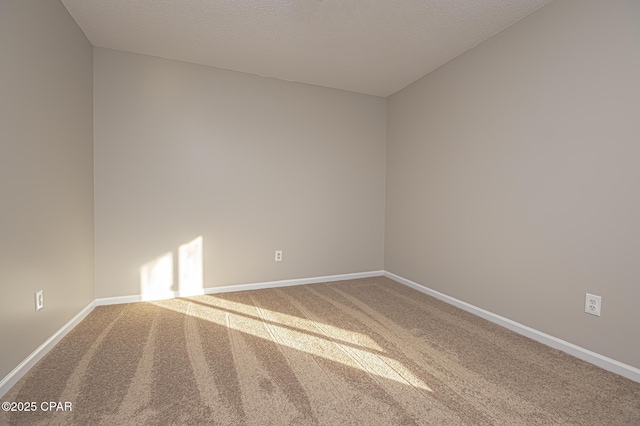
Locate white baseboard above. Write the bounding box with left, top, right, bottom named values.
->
left=384, top=271, right=640, bottom=384
left=96, top=294, right=142, bottom=306
left=0, top=301, right=96, bottom=399
left=203, top=270, right=385, bottom=295
left=96, top=270, right=385, bottom=306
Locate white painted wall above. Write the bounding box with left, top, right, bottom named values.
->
left=94, top=48, right=387, bottom=298
left=386, top=0, right=640, bottom=369
left=0, top=0, right=94, bottom=380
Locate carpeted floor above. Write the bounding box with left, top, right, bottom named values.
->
left=2, top=276, right=639, bottom=425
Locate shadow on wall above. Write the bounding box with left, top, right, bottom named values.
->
left=140, top=236, right=203, bottom=301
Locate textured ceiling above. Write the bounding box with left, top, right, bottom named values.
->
left=61, top=0, right=553, bottom=97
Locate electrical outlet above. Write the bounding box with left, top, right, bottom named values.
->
left=585, top=293, right=601, bottom=316
left=275, top=250, right=283, bottom=262
left=35, top=290, right=44, bottom=312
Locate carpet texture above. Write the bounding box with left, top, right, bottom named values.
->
left=2, top=277, right=639, bottom=425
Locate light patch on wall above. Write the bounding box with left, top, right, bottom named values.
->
left=140, top=252, right=174, bottom=301
left=179, top=236, right=204, bottom=297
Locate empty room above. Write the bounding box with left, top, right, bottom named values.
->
left=1, top=0, right=639, bottom=424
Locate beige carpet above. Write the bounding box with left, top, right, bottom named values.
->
left=2, top=277, right=639, bottom=425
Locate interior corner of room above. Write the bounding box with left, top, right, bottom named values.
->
left=1, top=0, right=639, bottom=404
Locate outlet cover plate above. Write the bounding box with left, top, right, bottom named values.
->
left=35, top=290, right=44, bottom=312
left=585, top=293, right=601, bottom=316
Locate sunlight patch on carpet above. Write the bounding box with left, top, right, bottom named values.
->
left=153, top=297, right=433, bottom=392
